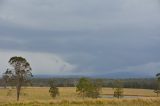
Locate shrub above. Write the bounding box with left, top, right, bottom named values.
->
left=49, top=80, right=59, bottom=98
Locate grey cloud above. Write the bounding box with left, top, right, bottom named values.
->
left=0, top=0, right=160, bottom=76
left=1, top=0, right=160, bottom=30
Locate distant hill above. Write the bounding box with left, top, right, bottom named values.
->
left=89, top=72, right=153, bottom=79
left=34, top=71, right=153, bottom=79
left=33, top=74, right=84, bottom=79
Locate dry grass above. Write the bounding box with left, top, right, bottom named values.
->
left=0, top=87, right=159, bottom=106
left=1, top=98, right=160, bottom=106
left=102, top=88, right=156, bottom=97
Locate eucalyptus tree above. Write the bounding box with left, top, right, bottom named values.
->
left=3, top=56, right=33, bottom=101
left=154, top=73, right=160, bottom=97
left=76, top=78, right=102, bottom=99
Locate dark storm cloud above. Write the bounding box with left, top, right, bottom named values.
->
left=0, top=0, right=160, bottom=76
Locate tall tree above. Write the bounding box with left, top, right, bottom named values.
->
left=154, top=73, right=160, bottom=97
left=3, top=56, right=32, bottom=101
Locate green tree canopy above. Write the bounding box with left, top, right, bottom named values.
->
left=76, top=78, right=102, bottom=98
left=3, top=56, right=32, bottom=101
left=113, top=80, right=124, bottom=99
left=49, top=79, right=59, bottom=98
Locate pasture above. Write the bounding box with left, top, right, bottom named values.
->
left=0, top=87, right=160, bottom=106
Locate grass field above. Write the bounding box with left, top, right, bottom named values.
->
left=0, top=87, right=160, bottom=106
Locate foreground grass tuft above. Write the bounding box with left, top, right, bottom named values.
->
left=1, top=98, right=160, bottom=106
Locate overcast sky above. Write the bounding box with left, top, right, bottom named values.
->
left=0, top=0, right=160, bottom=77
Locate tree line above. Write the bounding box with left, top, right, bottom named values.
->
left=1, top=78, right=158, bottom=89
left=1, top=78, right=157, bottom=89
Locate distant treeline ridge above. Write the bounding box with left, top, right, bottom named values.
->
left=0, top=78, right=157, bottom=89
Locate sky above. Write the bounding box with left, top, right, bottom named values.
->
left=0, top=0, right=160, bottom=77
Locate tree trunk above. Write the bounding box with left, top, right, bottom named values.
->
left=4, top=81, right=7, bottom=89
left=16, top=79, right=22, bottom=101
left=82, top=91, right=85, bottom=100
